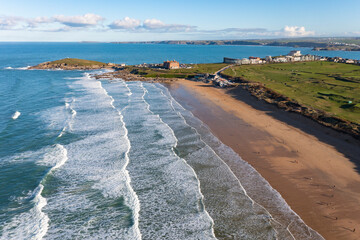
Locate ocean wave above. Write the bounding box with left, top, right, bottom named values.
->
left=41, top=73, right=141, bottom=239
left=98, top=78, right=141, bottom=239
left=142, top=83, right=277, bottom=238
left=58, top=98, right=77, bottom=137
left=103, top=81, right=216, bottom=239
left=1, top=144, right=68, bottom=240
left=0, top=185, right=49, bottom=240
left=156, top=83, right=325, bottom=240
left=37, top=97, right=77, bottom=135
left=3, top=66, right=30, bottom=70
left=141, top=82, right=217, bottom=238
left=11, top=111, right=21, bottom=120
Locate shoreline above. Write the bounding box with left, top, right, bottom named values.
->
left=165, top=79, right=360, bottom=240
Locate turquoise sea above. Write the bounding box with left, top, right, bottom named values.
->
left=2, top=43, right=358, bottom=239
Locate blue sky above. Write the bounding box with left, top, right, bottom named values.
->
left=1, top=0, right=359, bottom=41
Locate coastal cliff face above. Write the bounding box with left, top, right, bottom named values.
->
left=29, top=58, right=112, bottom=70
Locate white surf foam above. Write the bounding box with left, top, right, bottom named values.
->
left=17, top=66, right=31, bottom=70
left=58, top=98, right=77, bottom=137
left=156, top=83, right=325, bottom=240
left=2, top=90, right=74, bottom=239
left=1, top=144, right=68, bottom=240
left=37, top=105, right=69, bottom=131
left=11, top=111, right=21, bottom=120
left=41, top=73, right=141, bottom=239
left=37, top=97, right=77, bottom=138
left=98, top=79, right=142, bottom=239
left=1, top=185, right=49, bottom=240
left=141, top=82, right=216, bottom=238
left=37, top=144, right=68, bottom=171
left=108, top=81, right=216, bottom=239
left=3, top=66, right=30, bottom=70
left=143, top=83, right=276, bottom=238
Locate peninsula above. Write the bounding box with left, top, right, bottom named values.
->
left=29, top=58, right=118, bottom=70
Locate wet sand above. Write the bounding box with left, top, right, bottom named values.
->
left=166, top=79, right=360, bottom=240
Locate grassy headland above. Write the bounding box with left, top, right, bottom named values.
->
left=222, top=61, right=360, bottom=124
left=49, top=58, right=107, bottom=66
left=30, top=58, right=110, bottom=70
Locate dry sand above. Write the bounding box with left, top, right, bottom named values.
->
left=166, top=79, right=360, bottom=240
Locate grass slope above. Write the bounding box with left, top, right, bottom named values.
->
left=125, top=63, right=228, bottom=79
left=223, top=61, right=360, bottom=124
left=50, top=58, right=107, bottom=66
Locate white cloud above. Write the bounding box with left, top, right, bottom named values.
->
left=26, top=16, right=53, bottom=28
left=32, top=16, right=52, bottom=24
left=0, top=14, right=104, bottom=30
left=109, top=17, right=196, bottom=32
left=109, top=17, right=141, bottom=29
left=143, top=18, right=166, bottom=29
left=53, top=13, right=104, bottom=27
left=187, top=26, right=315, bottom=39
left=0, top=16, right=23, bottom=29
left=142, top=18, right=195, bottom=32
left=282, top=26, right=314, bottom=37
left=0, top=15, right=317, bottom=39
left=220, top=28, right=268, bottom=33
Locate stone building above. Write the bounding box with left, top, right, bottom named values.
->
left=163, top=60, right=180, bottom=69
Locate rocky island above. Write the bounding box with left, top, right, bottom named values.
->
left=29, top=58, right=117, bottom=70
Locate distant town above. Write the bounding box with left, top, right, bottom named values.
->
left=132, top=50, right=360, bottom=71
left=128, top=50, right=360, bottom=88
left=112, top=37, right=360, bottom=51
left=224, top=50, right=360, bottom=65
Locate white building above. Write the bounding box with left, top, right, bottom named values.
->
left=266, top=56, right=272, bottom=62
left=241, top=58, right=250, bottom=65
left=288, top=50, right=302, bottom=57
left=273, top=57, right=287, bottom=63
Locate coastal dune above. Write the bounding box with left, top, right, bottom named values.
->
left=167, top=79, right=360, bottom=240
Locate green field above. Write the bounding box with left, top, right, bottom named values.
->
left=125, top=63, right=228, bottom=79
left=50, top=58, right=107, bottom=66
left=222, top=61, right=360, bottom=124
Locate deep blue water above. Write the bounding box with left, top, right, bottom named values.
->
left=0, top=43, right=337, bottom=239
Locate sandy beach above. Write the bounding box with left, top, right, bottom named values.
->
left=166, top=79, right=360, bottom=240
